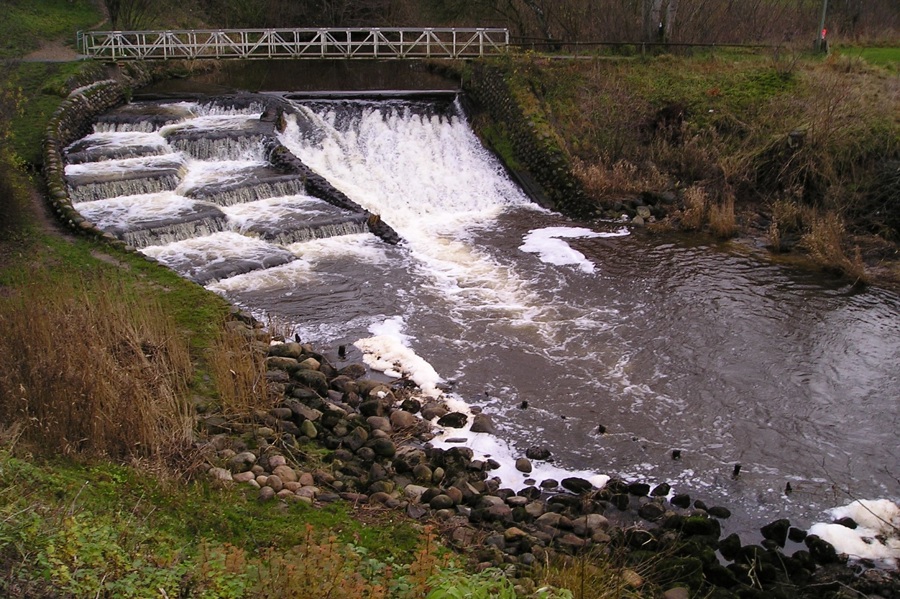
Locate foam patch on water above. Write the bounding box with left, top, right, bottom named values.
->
left=75, top=192, right=211, bottom=229
left=221, top=195, right=335, bottom=231
left=178, top=159, right=269, bottom=191
left=141, top=231, right=292, bottom=280
left=207, top=259, right=316, bottom=293
left=519, top=227, right=630, bottom=274
left=64, top=153, right=185, bottom=177
left=159, top=114, right=261, bottom=136
left=354, top=317, right=443, bottom=397
left=66, top=131, right=170, bottom=152
left=354, top=317, right=611, bottom=493
left=808, top=499, right=900, bottom=568
left=286, top=233, right=389, bottom=265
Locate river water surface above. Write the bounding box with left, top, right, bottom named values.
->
left=63, top=91, right=900, bottom=545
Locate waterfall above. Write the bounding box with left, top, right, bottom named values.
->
left=93, top=122, right=159, bottom=133
left=121, top=215, right=229, bottom=249
left=261, top=215, right=370, bottom=245
left=188, top=179, right=308, bottom=207
left=171, top=136, right=266, bottom=161
left=69, top=175, right=182, bottom=204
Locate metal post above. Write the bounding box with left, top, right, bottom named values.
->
left=816, top=0, right=829, bottom=53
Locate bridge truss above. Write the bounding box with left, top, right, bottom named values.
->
left=77, top=28, right=509, bottom=60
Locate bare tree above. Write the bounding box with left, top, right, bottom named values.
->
left=104, top=0, right=157, bottom=30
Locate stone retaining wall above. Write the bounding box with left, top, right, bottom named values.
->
left=43, top=64, right=156, bottom=246
left=460, top=62, right=594, bottom=219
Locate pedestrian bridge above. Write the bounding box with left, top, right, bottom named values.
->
left=77, top=28, right=509, bottom=61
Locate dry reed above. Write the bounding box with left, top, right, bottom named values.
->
left=206, top=324, right=271, bottom=416
left=0, top=273, right=193, bottom=459
left=799, top=211, right=868, bottom=283
left=680, top=184, right=708, bottom=231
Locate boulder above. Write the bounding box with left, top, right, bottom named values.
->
left=525, top=445, right=552, bottom=460
left=437, top=412, right=468, bottom=428
left=470, top=413, right=496, bottom=433
left=561, top=477, right=593, bottom=494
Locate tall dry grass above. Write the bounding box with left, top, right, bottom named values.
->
left=679, top=184, right=708, bottom=231
left=0, top=273, right=193, bottom=459
left=574, top=157, right=669, bottom=199
left=207, top=324, right=271, bottom=416
left=708, top=192, right=738, bottom=238
left=799, top=211, right=868, bottom=283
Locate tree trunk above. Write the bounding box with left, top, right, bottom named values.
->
left=664, top=0, right=679, bottom=41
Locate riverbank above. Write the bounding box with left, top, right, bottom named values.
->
left=456, top=51, right=900, bottom=293
left=2, top=3, right=898, bottom=593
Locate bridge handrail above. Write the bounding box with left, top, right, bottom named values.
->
left=78, top=27, right=510, bottom=60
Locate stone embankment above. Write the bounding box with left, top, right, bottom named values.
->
left=201, top=318, right=898, bottom=598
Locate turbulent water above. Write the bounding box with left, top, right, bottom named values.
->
left=63, top=97, right=900, bottom=545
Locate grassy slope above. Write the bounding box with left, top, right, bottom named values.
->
left=0, top=0, right=99, bottom=58
left=0, top=4, right=467, bottom=597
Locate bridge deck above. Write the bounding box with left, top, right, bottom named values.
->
left=78, top=28, right=509, bottom=61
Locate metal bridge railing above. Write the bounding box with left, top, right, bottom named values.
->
left=78, top=28, right=509, bottom=60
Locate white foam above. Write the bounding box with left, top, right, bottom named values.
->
left=809, top=499, right=900, bottom=568
left=354, top=316, right=611, bottom=493
left=280, top=103, right=545, bottom=321
left=66, top=131, right=170, bottom=152
left=141, top=231, right=286, bottom=270
left=64, top=153, right=185, bottom=177
left=207, top=259, right=315, bottom=293
left=354, top=317, right=443, bottom=397
left=159, top=113, right=261, bottom=136
left=177, top=159, right=268, bottom=192
left=221, top=195, right=333, bottom=231
left=286, top=232, right=388, bottom=265
left=519, top=226, right=630, bottom=274
left=75, top=192, right=210, bottom=230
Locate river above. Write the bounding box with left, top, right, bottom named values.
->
left=61, top=77, right=900, bottom=550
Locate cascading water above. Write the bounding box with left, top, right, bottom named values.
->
left=60, top=96, right=900, bottom=553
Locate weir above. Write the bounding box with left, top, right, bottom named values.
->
left=69, top=174, right=182, bottom=203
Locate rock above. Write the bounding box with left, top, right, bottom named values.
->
left=412, top=464, right=432, bottom=482
left=561, top=477, right=593, bottom=494
left=393, top=446, right=427, bottom=473
left=358, top=399, right=384, bottom=418
left=266, top=474, right=284, bottom=492
left=535, top=512, right=564, bottom=528
left=524, top=501, right=546, bottom=519
left=370, top=437, right=396, bottom=457
left=286, top=400, right=322, bottom=423
left=662, top=588, right=689, bottom=599
left=760, top=518, right=791, bottom=547
left=233, top=471, right=256, bottom=483
left=708, top=506, right=731, bottom=519
left=208, top=467, right=233, bottom=482
left=573, top=514, right=609, bottom=536
left=788, top=527, right=807, bottom=543
left=515, top=458, right=533, bottom=473
left=227, top=451, right=257, bottom=473
left=504, top=527, right=528, bottom=542
left=404, top=485, right=428, bottom=502
left=539, top=479, right=558, bottom=489
left=258, top=486, right=276, bottom=502
left=297, top=357, right=320, bottom=371
left=273, top=465, right=298, bottom=483
left=525, top=445, right=552, bottom=460
left=269, top=342, right=303, bottom=359
left=451, top=526, right=478, bottom=548
left=343, top=427, right=368, bottom=452
left=390, top=410, right=418, bottom=430
left=636, top=205, right=652, bottom=219
left=651, top=483, right=671, bottom=497
left=430, top=494, right=455, bottom=510
left=366, top=416, right=392, bottom=433
left=437, top=412, right=468, bottom=428
left=805, top=534, right=841, bottom=564
left=621, top=569, right=643, bottom=589
left=670, top=493, right=691, bottom=509
left=291, top=370, right=328, bottom=396
left=338, top=363, right=367, bottom=379
left=719, top=533, right=741, bottom=561
left=638, top=502, right=666, bottom=522
left=628, top=482, right=651, bottom=496
left=470, top=413, right=495, bottom=433
left=299, top=419, right=317, bottom=438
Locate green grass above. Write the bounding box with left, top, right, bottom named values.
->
left=0, top=451, right=435, bottom=598
left=836, top=46, right=900, bottom=70
left=0, top=0, right=102, bottom=58
left=5, top=61, right=94, bottom=165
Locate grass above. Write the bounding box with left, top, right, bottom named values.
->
left=0, top=0, right=102, bottom=59
left=834, top=46, right=900, bottom=71
left=0, top=451, right=454, bottom=598
left=489, top=50, right=899, bottom=282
